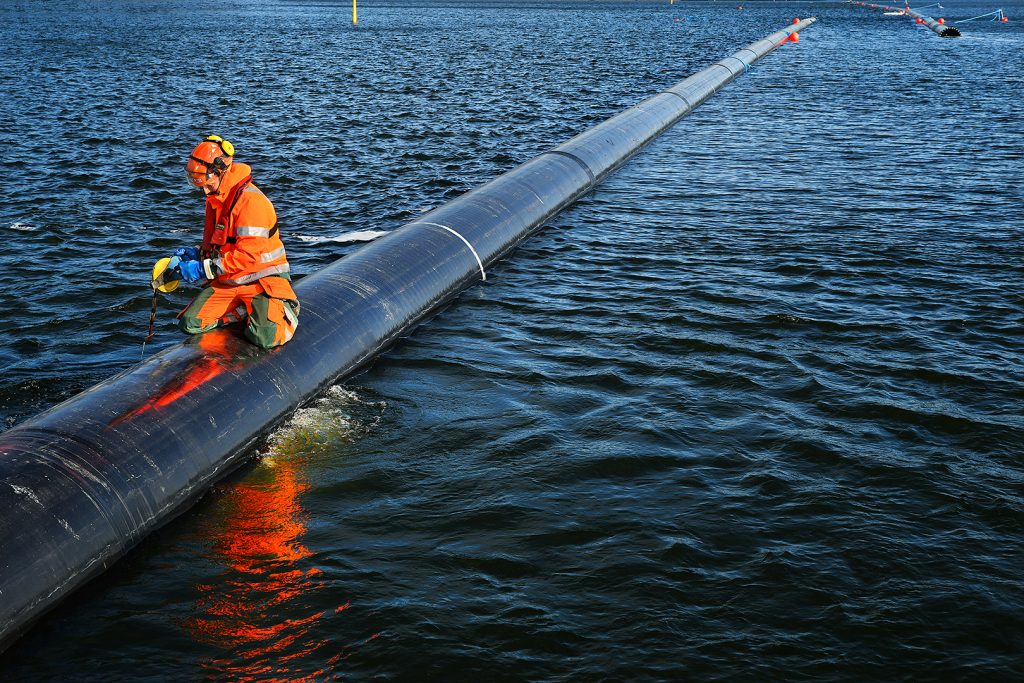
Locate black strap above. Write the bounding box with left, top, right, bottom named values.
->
left=226, top=175, right=253, bottom=219
left=219, top=174, right=253, bottom=244
left=144, top=288, right=159, bottom=342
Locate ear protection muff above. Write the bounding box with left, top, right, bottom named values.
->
left=205, top=135, right=235, bottom=158
left=199, top=135, right=234, bottom=175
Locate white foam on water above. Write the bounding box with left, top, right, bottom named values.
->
left=294, top=230, right=388, bottom=245
left=8, top=223, right=36, bottom=232
left=263, top=385, right=386, bottom=462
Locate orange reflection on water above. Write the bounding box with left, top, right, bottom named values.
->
left=185, top=451, right=339, bottom=682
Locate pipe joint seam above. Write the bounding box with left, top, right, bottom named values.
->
left=409, top=222, right=487, bottom=281
left=663, top=89, right=694, bottom=110
left=542, top=149, right=598, bottom=186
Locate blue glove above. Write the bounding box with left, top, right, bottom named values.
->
left=178, top=259, right=206, bottom=285
left=174, top=246, right=201, bottom=262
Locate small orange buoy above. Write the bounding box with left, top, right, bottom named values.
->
left=937, top=17, right=945, bottom=23
left=793, top=18, right=800, bottom=24
left=1000, top=16, right=1008, bottom=22
left=787, top=32, right=799, bottom=43
left=916, top=17, right=924, bottom=23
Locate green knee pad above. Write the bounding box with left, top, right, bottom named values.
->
left=179, top=315, right=219, bottom=335
left=244, top=295, right=299, bottom=349
left=178, top=288, right=221, bottom=335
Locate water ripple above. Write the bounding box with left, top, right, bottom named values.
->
left=2, top=0, right=1024, bottom=680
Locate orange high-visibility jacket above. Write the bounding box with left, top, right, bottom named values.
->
left=200, top=162, right=292, bottom=294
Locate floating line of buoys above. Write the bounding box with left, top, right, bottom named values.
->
left=851, top=1, right=962, bottom=37
left=0, top=18, right=818, bottom=651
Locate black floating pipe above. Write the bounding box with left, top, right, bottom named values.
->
left=855, top=2, right=962, bottom=37
left=904, top=7, right=962, bottom=37
left=0, top=18, right=816, bottom=651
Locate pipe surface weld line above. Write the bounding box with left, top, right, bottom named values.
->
left=413, top=222, right=487, bottom=281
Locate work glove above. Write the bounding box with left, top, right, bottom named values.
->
left=178, top=259, right=206, bottom=285
left=174, top=246, right=201, bottom=262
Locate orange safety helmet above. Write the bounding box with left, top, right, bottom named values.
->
left=185, top=135, right=235, bottom=187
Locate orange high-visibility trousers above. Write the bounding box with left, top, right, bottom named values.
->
left=179, top=280, right=299, bottom=349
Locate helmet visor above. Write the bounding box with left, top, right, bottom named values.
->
left=185, top=168, right=209, bottom=188
left=185, top=156, right=214, bottom=188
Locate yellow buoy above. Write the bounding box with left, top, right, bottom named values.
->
left=151, top=257, right=180, bottom=293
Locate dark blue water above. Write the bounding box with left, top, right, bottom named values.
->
left=2, top=0, right=1023, bottom=679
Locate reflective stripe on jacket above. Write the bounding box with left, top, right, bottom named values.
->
left=200, top=162, right=290, bottom=286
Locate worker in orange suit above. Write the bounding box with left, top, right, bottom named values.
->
left=173, top=135, right=299, bottom=348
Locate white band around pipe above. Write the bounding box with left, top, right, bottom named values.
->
left=413, top=221, right=487, bottom=281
